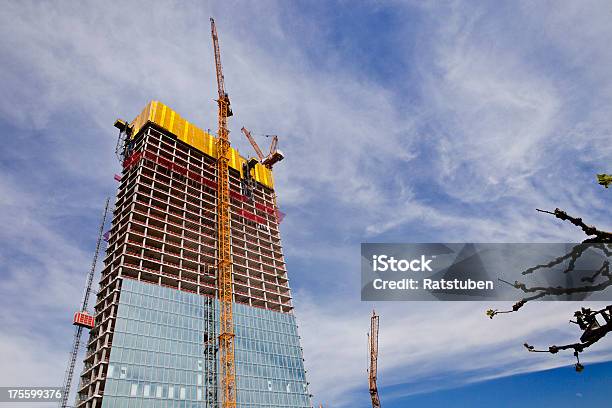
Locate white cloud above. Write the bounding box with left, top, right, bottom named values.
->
left=0, top=1, right=611, bottom=408
left=296, top=292, right=612, bottom=406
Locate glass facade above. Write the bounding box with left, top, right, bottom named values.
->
left=102, top=279, right=310, bottom=408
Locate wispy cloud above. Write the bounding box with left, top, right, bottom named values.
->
left=296, top=294, right=612, bottom=407
left=0, top=1, right=610, bottom=407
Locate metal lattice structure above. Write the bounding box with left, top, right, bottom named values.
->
left=241, top=127, right=265, bottom=162
left=240, top=127, right=284, bottom=169
left=368, top=310, right=381, bottom=408
left=211, top=17, right=237, bottom=408
left=204, top=294, right=218, bottom=407
left=60, top=198, right=110, bottom=408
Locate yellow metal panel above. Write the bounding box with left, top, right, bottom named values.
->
left=160, top=104, right=167, bottom=128
left=129, top=100, right=153, bottom=137
left=173, top=114, right=184, bottom=139
left=252, top=164, right=259, bottom=181
left=128, top=100, right=275, bottom=188
left=152, top=102, right=163, bottom=125
left=206, top=133, right=215, bottom=157
left=191, top=127, right=206, bottom=154
left=183, top=121, right=190, bottom=139
left=207, top=132, right=215, bottom=155
left=189, top=126, right=197, bottom=148
left=169, top=110, right=176, bottom=134
left=149, top=101, right=158, bottom=125
left=229, top=149, right=241, bottom=176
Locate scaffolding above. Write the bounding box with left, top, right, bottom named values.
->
left=76, top=108, right=293, bottom=408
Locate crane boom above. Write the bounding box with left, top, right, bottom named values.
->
left=241, top=127, right=265, bottom=161
left=241, top=128, right=284, bottom=169
left=268, top=135, right=278, bottom=156
left=368, top=310, right=381, bottom=408
left=211, top=21, right=225, bottom=100
left=210, top=18, right=237, bottom=408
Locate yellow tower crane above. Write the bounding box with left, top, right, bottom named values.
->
left=210, top=18, right=236, bottom=408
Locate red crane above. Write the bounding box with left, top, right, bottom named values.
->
left=241, top=127, right=284, bottom=169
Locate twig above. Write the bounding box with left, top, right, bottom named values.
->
left=536, top=208, right=612, bottom=242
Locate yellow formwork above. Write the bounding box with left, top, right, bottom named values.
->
left=129, top=101, right=275, bottom=189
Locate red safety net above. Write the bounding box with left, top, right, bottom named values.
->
left=240, top=209, right=267, bottom=224
left=122, top=151, right=142, bottom=169
left=276, top=208, right=286, bottom=223
left=143, top=150, right=218, bottom=189
left=141, top=149, right=284, bottom=224
left=255, top=202, right=276, bottom=215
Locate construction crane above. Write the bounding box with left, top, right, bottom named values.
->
left=59, top=197, right=110, bottom=408
left=211, top=18, right=237, bottom=408
left=240, top=127, right=284, bottom=169
left=367, top=310, right=381, bottom=408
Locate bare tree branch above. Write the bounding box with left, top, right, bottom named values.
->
left=485, top=178, right=611, bottom=370
left=521, top=242, right=591, bottom=276
left=487, top=259, right=609, bottom=318
left=536, top=208, right=612, bottom=243
left=524, top=306, right=612, bottom=371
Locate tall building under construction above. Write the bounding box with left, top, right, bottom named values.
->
left=76, top=101, right=311, bottom=408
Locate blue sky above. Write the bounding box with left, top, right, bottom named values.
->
left=0, top=1, right=611, bottom=407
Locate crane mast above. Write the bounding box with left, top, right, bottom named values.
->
left=368, top=310, right=381, bottom=408
left=59, top=197, right=110, bottom=408
left=210, top=18, right=237, bottom=408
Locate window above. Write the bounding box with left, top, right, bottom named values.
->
left=143, top=384, right=150, bottom=397
left=107, top=365, right=114, bottom=378
left=168, top=386, right=174, bottom=399
left=179, top=386, right=186, bottom=400
left=130, top=384, right=138, bottom=397
left=120, top=366, right=127, bottom=379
